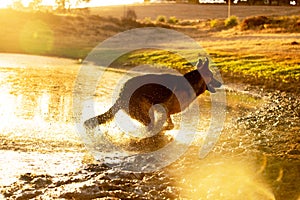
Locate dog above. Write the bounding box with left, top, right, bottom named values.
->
left=84, top=57, right=222, bottom=131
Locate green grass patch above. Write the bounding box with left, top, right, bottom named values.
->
left=0, top=9, right=299, bottom=90
left=110, top=49, right=196, bottom=73
left=209, top=50, right=300, bottom=83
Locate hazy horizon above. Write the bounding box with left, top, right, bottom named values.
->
left=0, top=0, right=146, bottom=9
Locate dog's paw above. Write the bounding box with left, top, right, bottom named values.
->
left=84, top=117, right=99, bottom=129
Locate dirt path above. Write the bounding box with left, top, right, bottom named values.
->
left=90, top=4, right=300, bottom=20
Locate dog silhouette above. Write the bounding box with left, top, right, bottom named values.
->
left=84, top=57, right=222, bottom=131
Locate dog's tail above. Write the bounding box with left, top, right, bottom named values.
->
left=84, top=101, right=120, bottom=129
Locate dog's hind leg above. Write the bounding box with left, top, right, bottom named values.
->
left=147, top=104, right=170, bottom=133
left=84, top=101, right=120, bottom=129
left=129, top=101, right=166, bottom=133
left=128, top=98, right=151, bottom=126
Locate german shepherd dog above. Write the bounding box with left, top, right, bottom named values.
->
left=84, top=57, right=222, bottom=131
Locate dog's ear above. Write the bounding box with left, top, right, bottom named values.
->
left=196, top=58, right=203, bottom=69
left=197, top=57, right=209, bottom=71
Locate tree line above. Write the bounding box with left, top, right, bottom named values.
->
left=11, top=0, right=90, bottom=11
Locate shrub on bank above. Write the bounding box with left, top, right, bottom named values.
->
left=156, top=15, right=167, bottom=23
left=240, top=16, right=269, bottom=30
left=225, top=15, right=239, bottom=28
left=168, top=16, right=179, bottom=24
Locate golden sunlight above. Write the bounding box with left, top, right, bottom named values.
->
left=0, top=0, right=11, bottom=8
left=88, top=0, right=144, bottom=7
left=41, top=0, right=55, bottom=6
left=0, top=0, right=32, bottom=8
left=21, top=0, right=31, bottom=6
left=173, top=156, right=275, bottom=200
left=0, top=0, right=144, bottom=8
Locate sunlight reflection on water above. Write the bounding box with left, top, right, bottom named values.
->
left=0, top=54, right=85, bottom=185
left=0, top=53, right=258, bottom=143
left=0, top=53, right=267, bottom=194
left=0, top=150, right=83, bottom=186
left=0, top=86, right=77, bottom=140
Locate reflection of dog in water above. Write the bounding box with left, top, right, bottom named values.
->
left=84, top=57, right=222, bottom=133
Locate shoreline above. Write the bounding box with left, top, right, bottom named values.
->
left=0, top=8, right=299, bottom=94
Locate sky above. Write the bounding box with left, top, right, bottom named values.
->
left=0, top=0, right=145, bottom=9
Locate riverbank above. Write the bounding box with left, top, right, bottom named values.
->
left=0, top=7, right=300, bottom=94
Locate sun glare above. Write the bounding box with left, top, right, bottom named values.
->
left=0, top=0, right=11, bottom=8
left=0, top=0, right=144, bottom=8
left=0, top=0, right=31, bottom=8
left=88, top=0, right=144, bottom=7
left=41, top=0, right=55, bottom=6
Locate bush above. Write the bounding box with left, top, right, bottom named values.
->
left=168, top=16, right=179, bottom=24
left=143, top=17, right=151, bottom=23
left=156, top=15, right=167, bottom=23
left=225, top=15, right=239, bottom=28
left=240, top=16, right=269, bottom=30
left=210, top=19, right=219, bottom=28
left=123, top=8, right=137, bottom=21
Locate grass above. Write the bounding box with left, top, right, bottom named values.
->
left=108, top=38, right=300, bottom=93
left=205, top=47, right=300, bottom=93
left=110, top=49, right=195, bottom=74
left=204, top=38, right=300, bottom=83
left=214, top=55, right=300, bottom=82
left=0, top=9, right=133, bottom=59
left=0, top=9, right=299, bottom=92
left=108, top=46, right=300, bottom=93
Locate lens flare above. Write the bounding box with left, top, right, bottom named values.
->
left=171, top=156, right=275, bottom=200
left=19, top=20, right=54, bottom=55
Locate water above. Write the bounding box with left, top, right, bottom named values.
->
left=0, top=53, right=260, bottom=179
left=0, top=53, right=298, bottom=199
left=0, top=54, right=83, bottom=185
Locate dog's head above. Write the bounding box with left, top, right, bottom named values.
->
left=196, top=57, right=222, bottom=93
